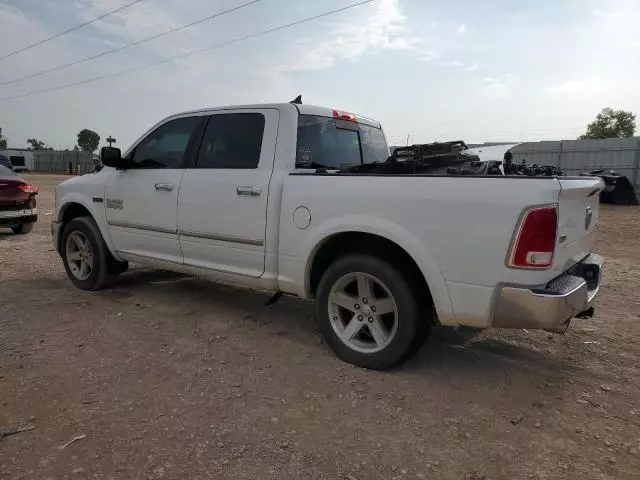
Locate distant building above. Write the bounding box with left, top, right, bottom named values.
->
left=0, top=148, right=35, bottom=172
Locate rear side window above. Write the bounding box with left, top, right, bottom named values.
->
left=196, top=113, right=265, bottom=169
left=296, top=115, right=388, bottom=169
left=132, top=116, right=201, bottom=169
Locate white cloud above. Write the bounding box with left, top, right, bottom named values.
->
left=553, top=80, right=586, bottom=93
left=421, top=51, right=441, bottom=62
left=438, top=60, right=463, bottom=68
left=480, top=76, right=509, bottom=98
left=278, top=0, right=433, bottom=72
left=436, top=61, right=479, bottom=71
left=0, top=3, right=47, bottom=55
left=456, top=23, right=467, bottom=34
left=551, top=79, right=601, bottom=94
left=74, top=0, right=180, bottom=35
left=592, top=9, right=619, bottom=18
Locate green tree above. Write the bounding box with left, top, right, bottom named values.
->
left=580, top=108, right=636, bottom=139
left=27, top=138, right=47, bottom=150
left=77, top=129, right=100, bottom=153
left=0, top=128, right=7, bottom=150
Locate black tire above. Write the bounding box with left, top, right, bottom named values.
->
left=11, top=223, right=34, bottom=234
left=60, top=217, right=110, bottom=291
left=315, top=254, right=431, bottom=370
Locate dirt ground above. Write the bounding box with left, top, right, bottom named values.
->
left=1, top=174, right=639, bottom=480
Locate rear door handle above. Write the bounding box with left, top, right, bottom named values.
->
left=154, top=183, right=174, bottom=191
left=236, top=186, right=262, bottom=196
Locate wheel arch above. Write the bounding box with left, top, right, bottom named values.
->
left=303, top=222, right=455, bottom=324
left=56, top=195, right=119, bottom=260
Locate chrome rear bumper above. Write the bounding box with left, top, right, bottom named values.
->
left=0, top=207, right=37, bottom=218
left=0, top=208, right=37, bottom=226
left=492, top=254, right=603, bottom=333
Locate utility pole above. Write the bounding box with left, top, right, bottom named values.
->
left=107, top=136, right=116, bottom=147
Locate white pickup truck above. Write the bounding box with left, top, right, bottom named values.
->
left=52, top=102, right=604, bottom=369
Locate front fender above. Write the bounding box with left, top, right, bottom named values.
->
left=301, top=215, right=455, bottom=324
left=56, top=192, right=121, bottom=261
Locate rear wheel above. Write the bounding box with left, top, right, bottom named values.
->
left=61, top=217, right=110, bottom=291
left=11, top=223, right=34, bottom=234
left=315, top=254, right=430, bottom=369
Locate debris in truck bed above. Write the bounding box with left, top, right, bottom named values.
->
left=347, top=141, right=486, bottom=175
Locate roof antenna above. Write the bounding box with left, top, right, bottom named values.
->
left=290, top=94, right=302, bottom=104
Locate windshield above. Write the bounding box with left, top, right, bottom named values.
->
left=296, top=114, right=388, bottom=169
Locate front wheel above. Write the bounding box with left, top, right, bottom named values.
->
left=61, top=217, right=110, bottom=291
left=11, top=223, right=34, bottom=234
left=315, top=254, right=430, bottom=369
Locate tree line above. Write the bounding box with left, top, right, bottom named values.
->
left=0, top=128, right=101, bottom=152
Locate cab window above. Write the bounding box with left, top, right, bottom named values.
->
left=195, top=113, right=265, bottom=169
left=131, top=116, right=201, bottom=169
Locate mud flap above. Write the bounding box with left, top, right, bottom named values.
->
left=575, top=306, right=595, bottom=319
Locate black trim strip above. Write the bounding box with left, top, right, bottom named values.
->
left=108, top=221, right=176, bottom=235
left=178, top=229, right=263, bottom=246
left=288, top=172, right=577, bottom=179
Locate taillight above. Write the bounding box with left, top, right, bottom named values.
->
left=333, top=110, right=357, bottom=122
left=18, top=183, right=38, bottom=194
left=508, top=205, right=558, bottom=269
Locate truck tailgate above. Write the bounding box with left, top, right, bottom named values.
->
left=555, top=177, right=604, bottom=271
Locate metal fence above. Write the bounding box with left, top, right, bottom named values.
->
left=509, top=137, right=640, bottom=187
left=33, top=150, right=95, bottom=174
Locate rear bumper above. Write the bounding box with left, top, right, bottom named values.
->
left=0, top=208, right=37, bottom=226
left=492, top=253, right=603, bottom=332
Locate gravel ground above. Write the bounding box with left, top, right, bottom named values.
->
left=1, top=174, right=639, bottom=480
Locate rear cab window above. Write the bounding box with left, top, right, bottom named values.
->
left=296, top=114, right=388, bottom=170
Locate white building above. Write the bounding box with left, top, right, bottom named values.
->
left=0, top=148, right=35, bottom=172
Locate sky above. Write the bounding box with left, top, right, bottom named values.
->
left=0, top=0, right=639, bottom=149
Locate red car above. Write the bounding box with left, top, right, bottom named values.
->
left=0, top=165, right=38, bottom=234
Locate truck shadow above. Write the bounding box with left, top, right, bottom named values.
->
left=104, top=268, right=581, bottom=379
left=7, top=267, right=581, bottom=383
left=407, top=326, right=574, bottom=375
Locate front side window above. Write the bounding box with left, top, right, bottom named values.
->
left=131, top=116, right=201, bottom=169
left=196, top=113, right=265, bottom=169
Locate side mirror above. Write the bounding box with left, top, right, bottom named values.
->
left=100, top=146, right=125, bottom=168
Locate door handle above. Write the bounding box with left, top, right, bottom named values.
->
left=236, top=186, right=262, bottom=196
left=154, top=183, right=174, bottom=191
